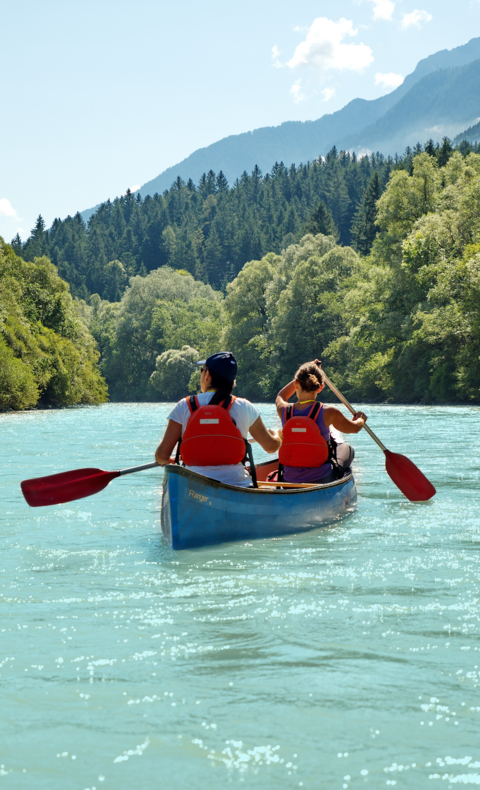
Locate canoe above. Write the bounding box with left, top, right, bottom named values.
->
left=161, top=458, right=357, bottom=550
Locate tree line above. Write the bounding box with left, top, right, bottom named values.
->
left=72, top=143, right=480, bottom=406
left=4, top=136, right=480, bottom=409
left=14, top=148, right=398, bottom=298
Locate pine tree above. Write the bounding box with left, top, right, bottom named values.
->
left=351, top=171, right=381, bottom=256
left=326, top=146, right=338, bottom=162
left=323, top=164, right=350, bottom=243
left=23, top=215, right=47, bottom=260
left=424, top=139, right=436, bottom=157
left=203, top=224, right=224, bottom=288
left=251, top=165, right=262, bottom=202
left=216, top=171, right=229, bottom=193
left=11, top=233, right=23, bottom=257
left=304, top=200, right=338, bottom=239
left=438, top=137, right=453, bottom=167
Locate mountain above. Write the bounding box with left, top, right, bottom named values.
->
left=336, top=59, right=480, bottom=156
left=454, top=118, right=480, bottom=145
left=80, top=37, right=480, bottom=223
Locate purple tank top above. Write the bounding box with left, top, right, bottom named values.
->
left=281, top=403, right=332, bottom=483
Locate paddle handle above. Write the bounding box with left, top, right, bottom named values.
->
left=118, top=461, right=159, bottom=476
left=322, top=372, right=387, bottom=453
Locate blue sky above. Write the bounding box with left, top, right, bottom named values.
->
left=1, top=0, right=480, bottom=241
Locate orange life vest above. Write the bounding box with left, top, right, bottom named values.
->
left=179, top=394, right=247, bottom=467
left=279, top=402, right=329, bottom=468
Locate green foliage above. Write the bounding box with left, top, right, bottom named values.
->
left=0, top=238, right=107, bottom=410
left=219, top=151, right=480, bottom=404
left=89, top=266, right=224, bottom=401
left=150, top=345, right=200, bottom=401
left=17, top=153, right=394, bottom=296
left=224, top=234, right=354, bottom=399
left=10, top=142, right=480, bottom=408
left=224, top=252, right=282, bottom=400
left=351, top=171, right=381, bottom=256
left=303, top=201, right=338, bottom=240
left=322, top=151, right=480, bottom=402
left=0, top=337, right=39, bottom=410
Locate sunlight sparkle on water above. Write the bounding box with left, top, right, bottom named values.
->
left=1, top=403, right=479, bottom=789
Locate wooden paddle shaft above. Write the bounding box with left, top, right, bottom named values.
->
left=258, top=481, right=318, bottom=489
left=322, top=372, right=387, bottom=453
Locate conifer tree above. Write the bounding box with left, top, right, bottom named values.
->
left=304, top=200, right=338, bottom=239
left=351, top=171, right=381, bottom=256
left=216, top=171, right=229, bottom=193
left=438, top=137, right=453, bottom=167
left=23, top=215, right=47, bottom=260
left=424, top=139, right=436, bottom=157
left=11, top=233, right=23, bottom=257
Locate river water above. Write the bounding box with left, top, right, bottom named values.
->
left=1, top=403, right=479, bottom=790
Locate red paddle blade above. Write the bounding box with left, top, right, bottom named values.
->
left=21, top=467, right=120, bottom=507
left=384, top=450, right=436, bottom=502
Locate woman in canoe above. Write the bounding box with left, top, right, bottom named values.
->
left=275, top=360, right=367, bottom=484
left=155, top=351, right=281, bottom=487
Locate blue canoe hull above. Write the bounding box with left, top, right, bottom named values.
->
left=161, top=461, right=357, bottom=550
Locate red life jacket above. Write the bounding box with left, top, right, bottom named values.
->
left=179, top=394, right=246, bottom=467
left=279, top=402, right=329, bottom=468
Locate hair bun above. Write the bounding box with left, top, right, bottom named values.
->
left=294, top=362, right=325, bottom=393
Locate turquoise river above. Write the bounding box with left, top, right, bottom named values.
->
left=1, top=403, right=479, bottom=790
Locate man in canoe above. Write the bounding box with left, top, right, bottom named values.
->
left=275, top=360, right=367, bottom=485
left=155, top=351, right=281, bottom=486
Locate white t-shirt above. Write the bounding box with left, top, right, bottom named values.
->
left=167, top=393, right=260, bottom=487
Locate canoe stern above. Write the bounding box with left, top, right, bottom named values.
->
left=161, top=464, right=356, bottom=550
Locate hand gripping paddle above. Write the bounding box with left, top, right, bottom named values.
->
left=322, top=372, right=436, bottom=502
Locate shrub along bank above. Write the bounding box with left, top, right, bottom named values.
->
left=0, top=239, right=107, bottom=410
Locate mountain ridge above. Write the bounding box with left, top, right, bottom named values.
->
left=336, top=59, right=480, bottom=155
left=80, top=37, right=480, bottom=223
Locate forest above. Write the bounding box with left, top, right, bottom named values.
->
left=14, top=146, right=399, bottom=297
left=2, top=138, right=480, bottom=409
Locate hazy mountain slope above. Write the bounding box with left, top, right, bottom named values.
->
left=336, top=59, right=480, bottom=155
left=137, top=37, right=480, bottom=197
left=454, top=118, right=480, bottom=144
left=80, top=37, right=480, bottom=223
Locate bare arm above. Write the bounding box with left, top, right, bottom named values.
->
left=155, top=419, right=182, bottom=465
left=322, top=405, right=367, bottom=434
left=249, top=415, right=282, bottom=453
left=275, top=379, right=296, bottom=418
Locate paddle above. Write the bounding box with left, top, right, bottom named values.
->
left=21, top=462, right=159, bottom=508
left=322, top=371, right=436, bottom=502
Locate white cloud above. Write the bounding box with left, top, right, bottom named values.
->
left=287, top=17, right=373, bottom=78
left=271, top=45, right=282, bottom=68
left=290, top=79, right=306, bottom=103
left=370, top=0, right=395, bottom=20
left=0, top=198, right=19, bottom=219
left=322, top=87, right=336, bottom=101
left=375, top=72, right=404, bottom=88
left=401, top=9, right=432, bottom=29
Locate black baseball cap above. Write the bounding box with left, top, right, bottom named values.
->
left=197, top=351, right=238, bottom=381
